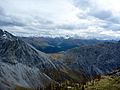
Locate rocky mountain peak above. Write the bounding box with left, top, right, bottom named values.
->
left=0, top=29, right=4, bottom=36
left=0, top=29, right=17, bottom=41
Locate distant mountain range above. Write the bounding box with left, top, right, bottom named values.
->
left=0, top=29, right=120, bottom=90
left=20, top=37, right=115, bottom=53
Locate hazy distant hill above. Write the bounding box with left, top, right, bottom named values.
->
left=21, top=37, right=112, bottom=53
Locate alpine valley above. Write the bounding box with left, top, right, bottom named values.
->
left=0, top=29, right=120, bottom=90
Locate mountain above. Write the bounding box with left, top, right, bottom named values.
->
left=0, top=29, right=56, bottom=89
left=1, top=29, right=120, bottom=90
left=21, top=37, right=111, bottom=53
left=0, top=29, right=86, bottom=90
left=61, top=41, right=120, bottom=79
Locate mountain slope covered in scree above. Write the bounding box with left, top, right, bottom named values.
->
left=0, top=29, right=86, bottom=90
left=62, top=41, right=120, bottom=79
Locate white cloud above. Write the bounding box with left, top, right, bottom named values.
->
left=0, top=0, right=120, bottom=40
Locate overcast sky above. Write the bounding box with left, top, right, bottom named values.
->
left=0, top=0, right=120, bottom=40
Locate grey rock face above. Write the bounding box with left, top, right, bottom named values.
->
left=0, top=29, right=4, bottom=36
left=0, top=62, right=53, bottom=90
left=0, top=29, right=86, bottom=90
left=0, top=30, right=55, bottom=70
left=0, top=29, right=58, bottom=89
left=62, top=42, right=120, bottom=79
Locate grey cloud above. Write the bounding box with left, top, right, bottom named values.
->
left=0, top=7, right=6, bottom=16
left=74, top=0, right=91, bottom=9
left=56, top=24, right=88, bottom=30
left=0, top=17, right=25, bottom=27
left=34, top=16, right=53, bottom=25
left=0, top=7, right=25, bottom=27
left=74, top=0, right=120, bottom=32
left=25, top=23, right=88, bottom=31
left=1, top=0, right=120, bottom=40
left=102, top=22, right=120, bottom=31
left=74, top=0, right=113, bottom=21
left=89, top=10, right=112, bottom=20
left=107, top=16, right=120, bottom=24
left=0, top=7, right=53, bottom=28
left=89, top=9, right=120, bottom=24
